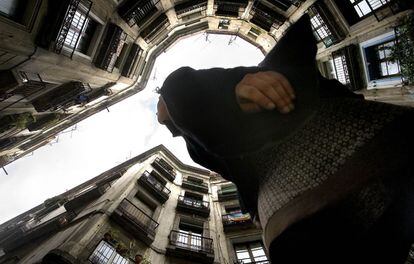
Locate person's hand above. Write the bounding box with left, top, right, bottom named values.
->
left=235, top=71, right=295, bottom=113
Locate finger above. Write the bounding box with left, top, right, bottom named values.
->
left=240, top=102, right=262, bottom=113
left=269, top=71, right=295, bottom=99
left=237, top=84, right=276, bottom=110
left=258, top=73, right=292, bottom=108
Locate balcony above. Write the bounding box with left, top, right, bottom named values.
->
left=217, top=188, right=238, bottom=202
left=182, top=178, right=208, bottom=194
left=118, top=0, right=159, bottom=27
left=35, top=0, right=92, bottom=58
left=94, top=23, right=126, bottom=72
left=64, top=184, right=108, bottom=213
left=166, top=230, right=214, bottom=264
left=137, top=171, right=171, bottom=203
left=215, top=0, right=248, bottom=17
left=222, top=212, right=254, bottom=232
left=175, top=0, right=208, bottom=17
left=177, top=195, right=210, bottom=217
left=121, top=43, right=143, bottom=78
left=31, top=82, right=89, bottom=112
left=0, top=212, right=74, bottom=253
left=111, top=199, right=159, bottom=246
left=151, top=157, right=176, bottom=181
left=139, top=13, right=170, bottom=43
left=250, top=2, right=285, bottom=31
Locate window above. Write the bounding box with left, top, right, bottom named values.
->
left=0, top=0, right=40, bottom=29
left=364, top=39, right=400, bottom=81
left=178, top=220, right=204, bottom=250
left=329, top=53, right=350, bottom=85
left=54, top=0, right=94, bottom=58
left=89, top=240, right=130, bottom=264
left=308, top=7, right=335, bottom=47
left=349, top=0, right=391, bottom=18
left=234, top=241, right=269, bottom=264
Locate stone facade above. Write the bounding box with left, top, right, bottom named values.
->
left=0, top=145, right=268, bottom=263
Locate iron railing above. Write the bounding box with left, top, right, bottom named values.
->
left=182, top=178, right=208, bottom=193
left=178, top=195, right=209, bottom=209
left=54, top=0, right=92, bottom=58
left=117, top=199, right=159, bottom=236
left=169, top=230, right=214, bottom=254
left=118, top=0, right=160, bottom=27
left=152, top=157, right=176, bottom=181
left=250, top=2, right=285, bottom=31
left=141, top=171, right=171, bottom=196
left=175, top=0, right=208, bottom=16
left=139, top=13, right=170, bottom=43
left=0, top=71, right=45, bottom=112
left=94, top=23, right=126, bottom=72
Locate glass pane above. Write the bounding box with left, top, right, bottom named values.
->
left=387, top=61, right=400, bottom=75
left=356, top=1, right=371, bottom=16
left=89, top=241, right=115, bottom=264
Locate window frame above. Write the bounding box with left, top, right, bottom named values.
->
left=89, top=240, right=131, bottom=264
left=348, top=0, right=391, bottom=20
left=234, top=240, right=270, bottom=264
left=360, top=31, right=402, bottom=89
left=0, top=0, right=42, bottom=31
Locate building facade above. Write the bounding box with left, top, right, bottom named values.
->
left=0, top=0, right=413, bottom=173
left=0, top=145, right=269, bottom=264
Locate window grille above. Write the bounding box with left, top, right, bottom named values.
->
left=54, top=0, right=92, bottom=58
left=89, top=240, right=131, bottom=264
left=118, top=0, right=160, bottom=27
left=308, top=6, right=335, bottom=47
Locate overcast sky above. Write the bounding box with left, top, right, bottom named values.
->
left=0, top=33, right=264, bottom=224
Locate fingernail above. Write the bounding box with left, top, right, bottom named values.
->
left=267, top=102, right=276, bottom=109
left=282, top=106, right=290, bottom=113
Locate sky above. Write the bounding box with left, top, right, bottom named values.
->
left=0, top=33, right=264, bottom=224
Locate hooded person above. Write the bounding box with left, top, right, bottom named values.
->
left=157, top=15, right=414, bottom=263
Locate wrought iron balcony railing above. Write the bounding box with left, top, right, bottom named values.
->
left=178, top=195, right=209, bottom=209
left=54, top=0, right=93, bottom=58
left=175, top=0, right=208, bottom=16
left=182, top=178, right=208, bottom=193
left=177, top=195, right=210, bottom=217
left=138, top=171, right=171, bottom=203
left=115, top=199, right=159, bottom=237
left=0, top=71, right=46, bottom=112
left=151, top=157, right=176, bottom=181
left=139, top=13, right=170, bottom=43
left=31, top=82, right=91, bottom=112
left=121, top=43, right=143, bottom=78
left=94, top=23, right=126, bottom=72
left=169, top=230, right=214, bottom=254
left=250, top=2, right=285, bottom=31
left=118, top=0, right=160, bottom=27
left=217, top=187, right=238, bottom=201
